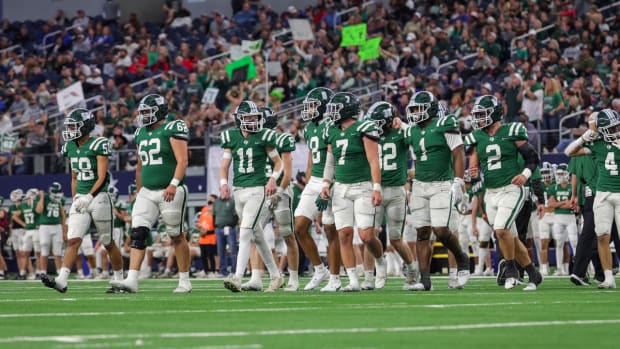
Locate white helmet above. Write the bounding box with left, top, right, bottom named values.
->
left=10, top=189, right=24, bottom=202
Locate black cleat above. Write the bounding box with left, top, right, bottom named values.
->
left=41, top=275, right=67, bottom=293
left=570, top=274, right=590, bottom=286
left=496, top=259, right=506, bottom=286
left=105, top=287, right=129, bottom=294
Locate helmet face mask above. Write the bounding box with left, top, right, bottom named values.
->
left=301, top=98, right=321, bottom=121
left=25, top=188, right=38, bottom=201
left=49, top=182, right=63, bottom=201
left=326, top=102, right=344, bottom=124
left=540, top=162, right=554, bottom=183
left=597, top=109, right=620, bottom=144
left=235, top=101, right=263, bottom=132
left=407, top=91, right=438, bottom=125
left=471, top=95, right=502, bottom=130
left=365, top=101, right=395, bottom=135
left=62, top=109, right=95, bottom=141
left=302, top=87, right=334, bottom=121
left=554, top=164, right=570, bottom=183
left=108, top=186, right=119, bottom=202
left=326, top=92, right=361, bottom=125
left=138, top=104, right=159, bottom=126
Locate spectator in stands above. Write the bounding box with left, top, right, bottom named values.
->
left=72, top=34, right=91, bottom=55
left=114, top=48, right=132, bottom=69
left=73, top=9, right=90, bottom=29
left=542, top=76, right=565, bottom=151
left=504, top=73, right=523, bottom=123
left=210, top=11, right=230, bottom=34
left=521, top=74, right=544, bottom=129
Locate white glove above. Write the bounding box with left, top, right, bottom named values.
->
left=73, top=193, right=94, bottom=213
left=268, top=188, right=284, bottom=210
left=450, top=177, right=464, bottom=207
left=581, top=129, right=599, bottom=142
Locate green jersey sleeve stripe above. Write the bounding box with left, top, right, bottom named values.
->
left=89, top=137, right=104, bottom=151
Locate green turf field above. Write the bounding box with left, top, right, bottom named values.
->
left=0, top=277, right=619, bottom=349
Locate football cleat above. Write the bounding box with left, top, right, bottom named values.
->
left=110, top=279, right=138, bottom=293
left=405, top=282, right=433, bottom=291
left=173, top=281, right=192, bottom=293
left=597, top=279, right=617, bottom=289
left=504, top=278, right=518, bottom=290
left=283, top=282, right=299, bottom=292
left=105, top=287, right=129, bottom=294
left=241, top=281, right=263, bottom=291
left=375, top=261, right=388, bottom=290
left=342, top=283, right=361, bottom=292
left=496, top=259, right=507, bottom=285
left=41, top=275, right=67, bottom=293
left=320, top=279, right=342, bottom=292
left=304, top=267, right=329, bottom=291
left=360, top=279, right=375, bottom=291
left=265, top=276, right=284, bottom=292
left=224, top=276, right=243, bottom=293
left=570, top=274, right=591, bottom=286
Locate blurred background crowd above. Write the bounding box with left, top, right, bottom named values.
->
left=0, top=0, right=619, bottom=176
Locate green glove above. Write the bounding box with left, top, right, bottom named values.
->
left=315, top=195, right=329, bottom=211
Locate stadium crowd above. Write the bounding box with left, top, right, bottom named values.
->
left=0, top=0, right=618, bottom=175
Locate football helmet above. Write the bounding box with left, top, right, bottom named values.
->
left=301, top=87, right=334, bottom=121
left=62, top=108, right=95, bottom=141
left=406, top=91, right=440, bottom=125
left=540, top=162, right=554, bottom=183
left=25, top=188, right=39, bottom=201
left=554, top=163, right=570, bottom=183
left=234, top=100, right=263, bottom=132
left=261, top=106, right=278, bottom=129
left=596, top=108, right=620, bottom=144
left=138, top=94, right=168, bottom=127
left=128, top=182, right=137, bottom=196
left=48, top=182, right=63, bottom=201
left=365, top=101, right=397, bottom=135
left=108, top=186, right=119, bottom=202
left=471, top=95, right=503, bottom=130
left=326, top=92, right=361, bottom=124
left=10, top=189, right=24, bottom=202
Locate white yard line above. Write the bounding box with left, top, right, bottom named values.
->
left=0, top=299, right=617, bottom=318
left=2, top=319, right=620, bottom=343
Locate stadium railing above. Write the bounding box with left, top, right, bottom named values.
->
left=39, top=23, right=84, bottom=53
left=0, top=44, right=25, bottom=58
left=334, top=1, right=377, bottom=25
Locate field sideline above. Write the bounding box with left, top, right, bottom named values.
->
left=0, top=277, right=618, bottom=349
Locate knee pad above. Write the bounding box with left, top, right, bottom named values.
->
left=130, top=226, right=150, bottom=250
left=274, top=209, right=293, bottom=237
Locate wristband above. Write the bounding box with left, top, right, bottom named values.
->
left=521, top=168, right=532, bottom=180
left=322, top=181, right=331, bottom=189
left=373, top=183, right=382, bottom=192
left=270, top=170, right=282, bottom=180
left=220, top=179, right=228, bottom=186
left=277, top=187, right=284, bottom=194
left=170, top=178, right=180, bottom=187
left=453, top=177, right=464, bottom=187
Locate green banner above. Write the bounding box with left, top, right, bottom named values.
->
left=358, top=37, right=382, bottom=61
left=225, top=55, right=256, bottom=82
left=340, top=23, right=367, bottom=47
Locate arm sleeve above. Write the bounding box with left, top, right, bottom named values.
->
left=531, top=178, right=545, bottom=205
left=517, top=142, right=539, bottom=173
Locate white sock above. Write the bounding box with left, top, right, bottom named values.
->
left=126, top=269, right=139, bottom=282
left=57, top=267, right=71, bottom=283
left=329, top=274, right=340, bottom=282
left=375, top=256, right=386, bottom=266
left=563, top=263, right=569, bottom=274
left=77, top=269, right=84, bottom=277
left=364, top=270, right=374, bottom=282
left=113, top=269, right=123, bottom=281
left=449, top=268, right=457, bottom=278
left=555, top=240, right=564, bottom=272
left=407, top=262, right=416, bottom=272
left=19, top=269, right=26, bottom=276
left=234, top=228, right=253, bottom=279
left=478, top=248, right=487, bottom=272
left=346, top=267, right=359, bottom=286
left=249, top=268, right=262, bottom=284
left=253, top=231, right=280, bottom=278
left=604, top=269, right=614, bottom=282
left=178, top=271, right=189, bottom=282
left=288, top=269, right=299, bottom=284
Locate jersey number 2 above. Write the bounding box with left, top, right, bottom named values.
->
left=486, top=144, right=502, bottom=170
left=379, top=143, right=397, bottom=170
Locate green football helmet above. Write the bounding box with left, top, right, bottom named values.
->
left=25, top=188, right=38, bottom=201
left=10, top=189, right=23, bottom=202
left=326, top=92, right=361, bottom=124
left=540, top=162, right=554, bottom=183
left=128, top=182, right=137, bottom=195
left=62, top=108, right=95, bottom=141
left=554, top=163, right=569, bottom=183
left=596, top=108, right=620, bottom=144
left=0, top=195, right=4, bottom=207
left=138, top=94, right=169, bottom=127
left=48, top=182, right=63, bottom=201
left=260, top=106, right=278, bottom=129
left=108, top=186, right=119, bottom=202
left=234, top=100, right=263, bottom=132
left=471, top=95, right=503, bottom=130
left=302, top=87, right=334, bottom=121
left=365, top=101, right=396, bottom=135
left=406, top=91, right=440, bottom=125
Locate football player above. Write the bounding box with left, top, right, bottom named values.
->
left=42, top=108, right=124, bottom=293
left=470, top=176, right=494, bottom=276
left=13, top=188, right=41, bottom=278
left=404, top=91, right=470, bottom=291
left=538, top=161, right=556, bottom=276
left=320, top=92, right=386, bottom=292
left=457, top=174, right=479, bottom=275
left=465, top=95, right=543, bottom=290
left=365, top=101, right=419, bottom=289
left=35, top=182, right=66, bottom=274
left=219, top=100, right=284, bottom=292
left=565, top=108, right=620, bottom=288
left=8, top=189, right=31, bottom=279
left=111, top=94, right=192, bottom=293
left=548, top=163, right=577, bottom=276
left=294, top=87, right=340, bottom=292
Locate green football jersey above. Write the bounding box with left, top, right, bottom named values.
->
left=379, top=128, right=408, bottom=187
left=469, top=178, right=486, bottom=218
left=221, top=128, right=278, bottom=187
left=266, top=132, right=296, bottom=186
left=326, top=119, right=379, bottom=184
left=584, top=140, right=620, bottom=193
left=8, top=203, right=22, bottom=229
left=543, top=182, right=555, bottom=209
left=135, top=119, right=189, bottom=190
left=568, top=155, right=597, bottom=205
left=292, top=184, right=302, bottom=212
left=405, top=114, right=460, bottom=182
left=113, top=201, right=127, bottom=228
left=464, top=122, right=528, bottom=189
left=305, top=120, right=330, bottom=178
left=20, top=201, right=38, bottom=230
left=36, top=194, right=65, bottom=225
left=62, top=137, right=112, bottom=195
left=548, top=183, right=572, bottom=214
